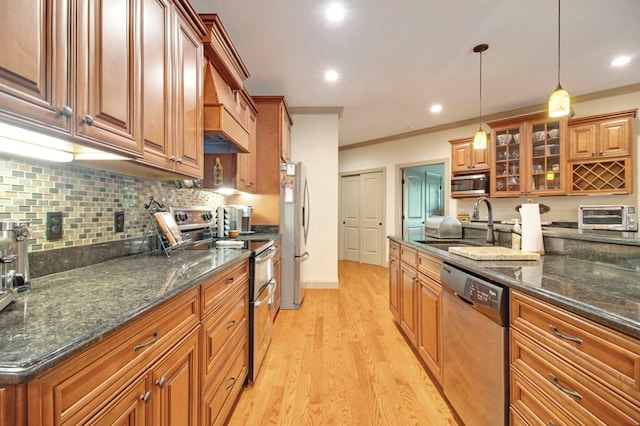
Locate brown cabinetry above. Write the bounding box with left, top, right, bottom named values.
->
left=568, top=109, right=636, bottom=194
left=388, top=241, right=400, bottom=324
left=0, top=384, right=26, bottom=426
left=139, top=0, right=204, bottom=178
left=199, top=259, right=249, bottom=426
left=449, top=137, right=489, bottom=174
left=417, top=252, right=443, bottom=384
left=510, top=290, right=640, bottom=425
left=399, top=245, right=418, bottom=348
left=272, top=238, right=282, bottom=321
left=0, top=0, right=205, bottom=178
left=28, top=287, right=200, bottom=425
left=488, top=112, right=567, bottom=197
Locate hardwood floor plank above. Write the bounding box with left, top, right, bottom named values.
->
left=227, top=260, right=458, bottom=425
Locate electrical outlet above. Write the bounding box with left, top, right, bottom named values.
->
left=114, top=212, right=125, bottom=233
left=46, top=212, right=63, bottom=241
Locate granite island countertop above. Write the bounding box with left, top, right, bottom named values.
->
left=389, top=235, right=640, bottom=340
left=0, top=246, right=251, bottom=384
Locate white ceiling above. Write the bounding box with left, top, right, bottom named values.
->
left=190, top=0, right=640, bottom=147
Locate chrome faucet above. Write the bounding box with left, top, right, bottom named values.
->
left=474, top=197, right=495, bottom=245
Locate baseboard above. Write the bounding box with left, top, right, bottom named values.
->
left=304, top=280, right=339, bottom=289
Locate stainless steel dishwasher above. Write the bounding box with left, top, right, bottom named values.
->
left=440, top=263, right=509, bottom=426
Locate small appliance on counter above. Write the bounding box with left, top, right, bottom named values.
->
left=0, top=220, right=32, bottom=312
left=167, top=206, right=215, bottom=249
left=216, top=205, right=254, bottom=237
left=425, top=216, right=463, bottom=239
left=578, top=205, right=637, bottom=231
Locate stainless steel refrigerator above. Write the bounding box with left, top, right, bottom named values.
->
left=280, top=162, right=310, bottom=309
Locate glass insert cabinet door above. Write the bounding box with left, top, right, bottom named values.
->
left=490, top=114, right=566, bottom=197
left=493, top=126, right=522, bottom=196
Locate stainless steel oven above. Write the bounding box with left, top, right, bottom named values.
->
left=249, top=241, right=276, bottom=382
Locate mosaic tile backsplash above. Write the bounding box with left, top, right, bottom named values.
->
left=0, top=154, right=226, bottom=274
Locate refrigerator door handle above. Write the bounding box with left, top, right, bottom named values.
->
left=303, top=178, right=310, bottom=244
left=295, top=252, right=310, bottom=261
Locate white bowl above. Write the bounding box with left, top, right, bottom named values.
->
left=513, top=133, right=520, bottom=144
left=533, top=131, right=546, bottom=141
left=547, top=129, right=560, bottom=138
left=497, top=134, right=512, bottom=145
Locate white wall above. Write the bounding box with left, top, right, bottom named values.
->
left=339, top=91, right=640, bottom=252
left=291, top=113, right=340, bottom=289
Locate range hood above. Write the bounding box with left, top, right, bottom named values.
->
left=201, top=14, right=254, bottom=155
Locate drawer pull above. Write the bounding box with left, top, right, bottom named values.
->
left=226, top=376, right=236, bottom=389
left=156, top=376, right=167, bottom=388
left=549, top=325, right=583, bottom=345
left=140, top=391, right=152, bottom=403
left=226, top=320, right=236, bottom=329
left=134, top=330, right=160, bottom=352
left=225, top=277, right=234, bottom=284
left=549, top=373, right=582, bottom=400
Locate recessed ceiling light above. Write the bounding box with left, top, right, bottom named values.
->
left=611, top=55, right=631, bottom=67
left=326, top=3, right=345, bottom=22
left=430, top=104, right=443, bottom=113
left=324, top=70, right=339, bottom=82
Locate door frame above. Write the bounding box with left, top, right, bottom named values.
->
left=396, top=158, right=451, bottom=239
left=338, top=167, right=387, bottom=265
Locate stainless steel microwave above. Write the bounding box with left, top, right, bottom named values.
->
left=578, top=205, right=637, bottom=231
left=451, top=173, right=489, bottom=198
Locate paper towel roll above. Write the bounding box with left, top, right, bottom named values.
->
left=520, top=203, right=545, bottom=254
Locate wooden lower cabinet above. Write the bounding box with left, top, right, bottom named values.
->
left=510, top=290, right=640, bottom=425
left=272, top=238, right=282, bottom=321
left=417, top=272, right=442, bottom=384
left=22, top=259, right=250, bottom=426
left=399, top=259, right=418, bottom=348
left=388, top=241, right=400, bottom=324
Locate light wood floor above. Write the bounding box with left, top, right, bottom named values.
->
left=228, top=260, right=458, bottom=425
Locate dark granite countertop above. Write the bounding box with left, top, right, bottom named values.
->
left=389, top=235, right=640, bottom=340
left=0, top=247, right=251, bottom=384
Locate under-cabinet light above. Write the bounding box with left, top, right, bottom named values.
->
left=0, top=137, right=74, bottom=162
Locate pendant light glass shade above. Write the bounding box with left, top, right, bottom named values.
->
left=474, top=128, right=487, bottom=149
left=548, top=0, right=570, bottom=117
left=473, top=44, right=488, bottom=150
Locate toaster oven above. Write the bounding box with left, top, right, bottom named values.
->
left=578, top=205, right=637, bottom=231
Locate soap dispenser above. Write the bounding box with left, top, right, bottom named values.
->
left=511, top=219, right=521, bottom=250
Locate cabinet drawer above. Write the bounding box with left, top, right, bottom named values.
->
left=511, top=290, right=640, bottom=395
left=417, top=252, right=442, bottom=282
left=201, top=335, right=248, bottom=426
left=400, top=245, right=417, bottom=266
left=511, top=329, right=640, bottom=425
left=201, top=259, right=249, bottom=318
left=511, top=367, right=583, bottom=426
left=30, top=288, right=200, bottom=426
left=201, top=287, right=248, bottom=388
left=389, top=241, right=399, bottom=259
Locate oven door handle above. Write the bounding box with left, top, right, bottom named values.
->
left=255, top=247, right=276, bottom=264
left=255, top=280, right=276, bottom=308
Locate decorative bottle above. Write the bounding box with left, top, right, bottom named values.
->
left=213, top=157, right=223, bottom=186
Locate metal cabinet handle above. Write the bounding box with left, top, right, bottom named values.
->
left=82, top=115, right=94, bottom=126
left=134, top=330, right=160, bottom=351
left=156, top=376, right=166, bottom=388
left=226, top=320, right=236, bottom=329
left=549, top=373, right=582, bottom=400
left=226, top=376, right=236, bottom=389
left=60, top=106, right=73, bottom=118
left=140, top=391, right=152, bottom=402
left=599, top=150, right=604, bottom=156
left=591, top=152, right=596, bottom=157
left=169, top=156, right=176, bottom=162
left=225, top=277, right=234, bottom=285
left=176, top=157, right=183, bottom=164
left=549, top=325, right=583, bottom=345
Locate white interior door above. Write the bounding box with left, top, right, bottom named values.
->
left=403, top=169, right=426, bottom=241
left=340, top=170, right=385, bottom=265
left=341, top=175, right=360, bottom=262
left=360, top=171, right=384, bottom=265
left=426, top=171, right=443, bottom=217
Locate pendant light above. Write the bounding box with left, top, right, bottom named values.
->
left=473, top=44, right=488, bottom=149
left=548, top=0, right=570, bottom=117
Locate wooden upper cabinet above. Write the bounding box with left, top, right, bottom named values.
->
left=75, top=0, right=142, bottom=154
left=449, top=137, right=489, bottom=174
left=568, top=110, right=635, bottom=160
left=173, top=9, right=204, bottom=178
left=0, top=0, right=72, bottom=133
left=235, top=94, right=257, bottom=192
left=140, top=0, right=174, bottom=170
